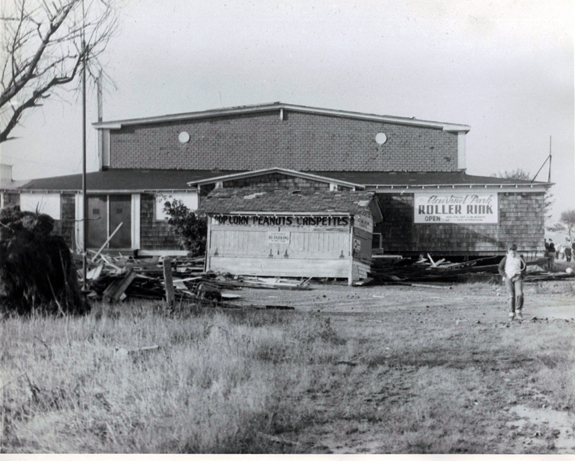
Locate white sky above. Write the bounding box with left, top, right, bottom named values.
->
left=2, top=0, right=574, bottom=220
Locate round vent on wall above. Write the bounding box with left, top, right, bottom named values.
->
left=375, top=133, right=387, bottom=145
left=178, top=131, right=190, bottom=143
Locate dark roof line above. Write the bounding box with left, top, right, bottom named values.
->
left=92, top=102, right=471, bottom=133
left=1, top=169, right=551, bottom=193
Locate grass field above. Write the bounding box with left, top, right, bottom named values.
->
left=2, top=278, right=575, bottom=453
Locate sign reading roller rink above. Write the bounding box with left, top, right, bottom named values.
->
left=414, top=193, right=498, bottom=224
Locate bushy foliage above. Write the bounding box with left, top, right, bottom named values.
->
left=550, top=209, right=575, bottom=241
left=163, top=199, right=207, bottom=256
left=0, top=205, right=87, bottom=315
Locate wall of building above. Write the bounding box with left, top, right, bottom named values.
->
left=0, top=192, right=76, bottom=249
left=109, top=110, right=459, bottom=172
left=224, top=173, right=332, bottom=191
left=140, top=194, right=182, bottom=250
left=206, top=217, right=354, bottom=279
left=1, top=192, right=20, bottom=209
left=59, top=194, right=76, bottom=249
left=375, top=192, right=545, bottom=256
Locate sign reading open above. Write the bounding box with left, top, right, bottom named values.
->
left=414, top=193, right=498, bottom=224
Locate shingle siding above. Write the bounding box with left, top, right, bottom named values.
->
left=140, top=194, right=181, bottom=250
left=110, top=111, right=459, bottom=172
left=224, top=173, right=330, bottom=191
left=199, top=188, right=377, bottom=215
left=375, top=192, right=545, bottom=256
left=59, top=193, right=76, bottom=249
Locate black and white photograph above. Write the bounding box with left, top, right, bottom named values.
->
left=1, top=0, right=574, bottom=454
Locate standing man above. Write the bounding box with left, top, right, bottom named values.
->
left=564, top=238, right=572, bottom=262
left=498, top=243, right=527, bottom=321
left=547, top=239, right=556, bottom=271
left=557, top=242, right=564, bottom=260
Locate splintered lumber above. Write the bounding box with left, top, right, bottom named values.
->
left=163, top=257, right=175, bottom=306
left=102, top=270, right=136, bottom=303
left=525, top=272, right=575, bottom=282
left=206, top=276, right=312, bottom=290
left=86, top=263, right=104, bottom=281
left=352, top=277, right=374, bottom=286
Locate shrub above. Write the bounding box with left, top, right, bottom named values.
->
left=0, top=206, right=88, bottom=315
left=163, top=199, right=207, bottom=256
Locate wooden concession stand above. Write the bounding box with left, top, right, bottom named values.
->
left=198, top=189, right=383, bottom=284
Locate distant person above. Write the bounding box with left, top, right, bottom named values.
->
left=547, top=239, right=556, bottom=271
left=557, top=243, right=564, bottom=260
left=498, top=243, right=527, bottom=321
left=544, top=238, right=550, bottom=252
left=564, top=240, right=572, bottom=262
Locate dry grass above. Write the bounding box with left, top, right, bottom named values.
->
left=2, top=291, right=575, bottom=454
left=1, top=303, right=344, bottom=453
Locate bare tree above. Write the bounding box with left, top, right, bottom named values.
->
left=0, top=0, right=117, bottom=144
left=492, top=168, right=554, bottom=222
left=491, top=168, right=532, bottom=181
left=548, top=210, right=575, bottom=242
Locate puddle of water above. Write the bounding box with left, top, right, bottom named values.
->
left=507, top=405, right=575, bottom=453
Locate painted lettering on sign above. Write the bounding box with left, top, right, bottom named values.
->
left=267, top=232, right=290, bottom=244
left=212, top=215, right=351, bottom=226
left=414, top=193, right=498, bottom=224
left=354, top=214, right=373, bottom=232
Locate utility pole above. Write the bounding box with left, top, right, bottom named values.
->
left=81, top=0, right=87, bottom=290
left=97, top=72, right=103, bottom=167
left=548, top=136, right=552, bottom=183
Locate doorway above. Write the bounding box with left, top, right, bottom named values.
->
left=86, top=195, right=132, bottom=249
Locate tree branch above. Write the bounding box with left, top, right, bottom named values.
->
left=0, top=0, right=117, bottom=143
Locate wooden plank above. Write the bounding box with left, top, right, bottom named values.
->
left=348, top=226, right=354, bottom=285
left=91, top=222, right=123, bottom=262
left=163, top=257, right=175, bottom=307
left=210, top=228, right=350, bottom=258
left=102, top=270, right=136, bottom=303
left=209, top=257, right=350, bottom=278
left=86, top=263, right=104, bottom=281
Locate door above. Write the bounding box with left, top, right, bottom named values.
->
left=87, top=195, right=108, bottom=248
left=109, top=195, right=132, bottom=248
left=86, top=195, right=132, bottom=249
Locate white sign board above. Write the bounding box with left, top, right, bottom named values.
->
left=414, top=193, right=498, bottom=224
left=354, top=213, right=373, bottom=233
left=267, top=232, right=290, bottom=244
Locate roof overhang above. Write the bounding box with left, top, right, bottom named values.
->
left=366, top=183, right=551, bottom=193
left=2, top=189, right=197, bottom=194
left=93, top=102, right=471, bottom=133
left=187, top=167, right=366, bottom=190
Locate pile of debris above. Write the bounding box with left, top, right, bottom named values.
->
left=367, top=254, right=571, bottom=285
left=78, top=252, right=309, bottom=305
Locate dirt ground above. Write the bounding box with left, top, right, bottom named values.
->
left=231, top=277, right=575, bottom=320
left=227, top=272, right=575, bottom=454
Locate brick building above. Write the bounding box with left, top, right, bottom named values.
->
left=0, top=102, right=550, bottom=262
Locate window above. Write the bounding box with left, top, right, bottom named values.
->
left=372, top=233, right=383, bottom=250
left=20, top=193, right=61, bottom=219
left=155, top=193, right=198, bottom=221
